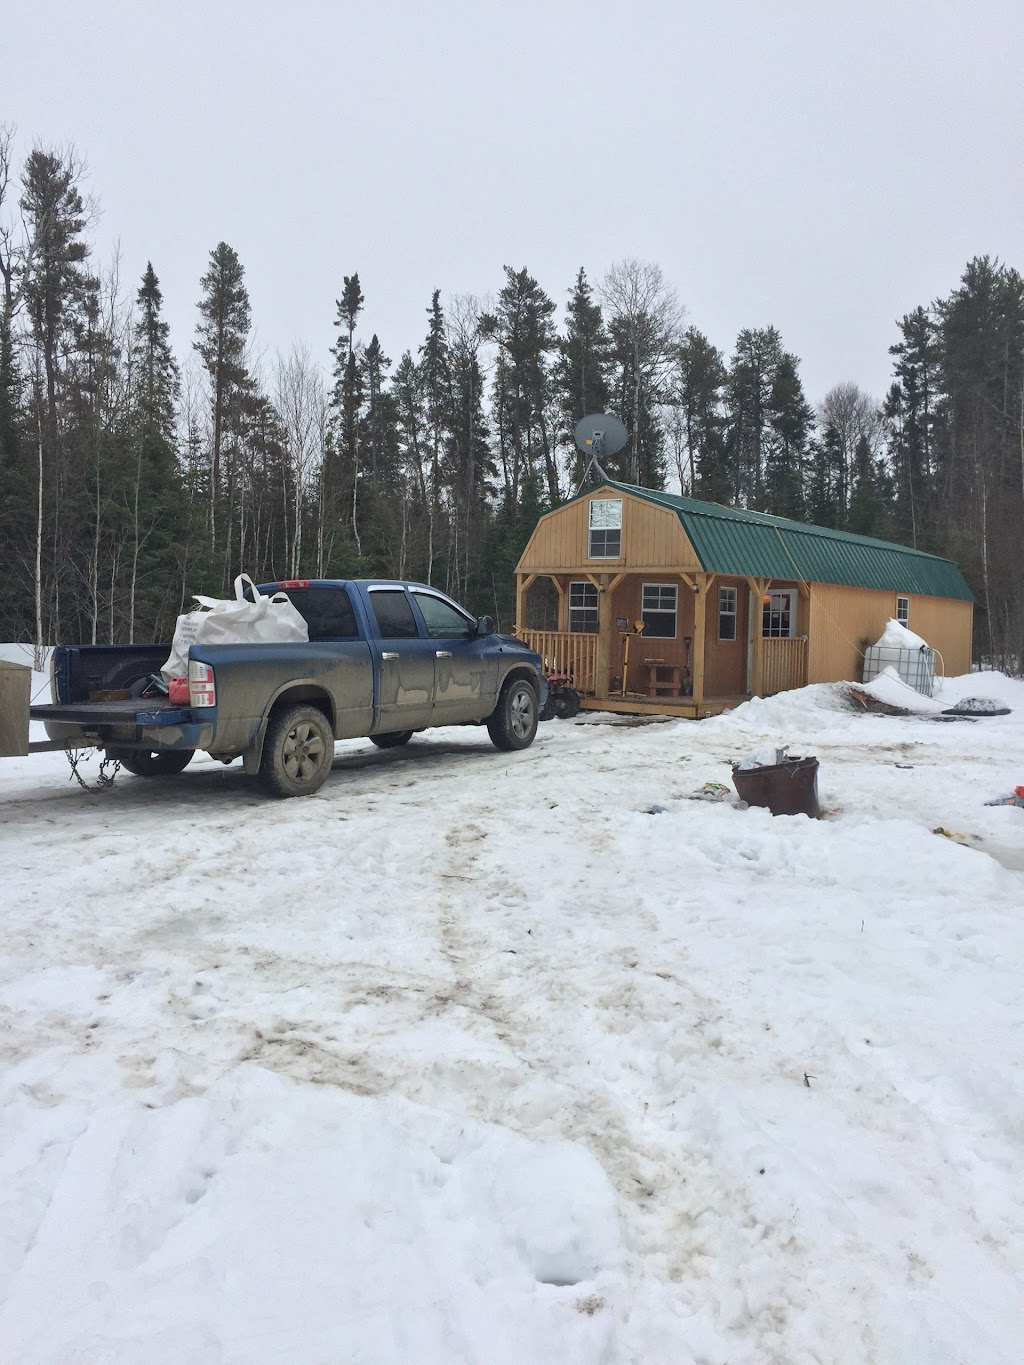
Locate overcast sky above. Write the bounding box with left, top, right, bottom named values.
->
left=8, top=0, right=1024, bottom=404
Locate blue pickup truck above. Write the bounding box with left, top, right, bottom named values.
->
left=30, top=579, right=547, bottom=798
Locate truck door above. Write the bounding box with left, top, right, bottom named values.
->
left=367, top=587, right=435, bottom=732
left=273, top=585, right=374, bottom=738
left=410, top=588, right=499, bottom=724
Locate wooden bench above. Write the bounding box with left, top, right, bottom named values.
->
left=644, top=659, right=683, bottom=697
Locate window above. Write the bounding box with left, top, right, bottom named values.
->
left=896, top=596, right=910, bottom=625
left=369, top=589, right=419, bottom=638
left=588, top=498, right=622, bottom=559
left=284, top=587, right=359, bottom=641
left=568, top=581, right=598, bottom=633
left=412, top=590, right=473, bottom=640
left=762, top=589, right=797, bottom=638
left=641, top=583, right=677, bottom=638
left=718, top=585, right=737, bottom=642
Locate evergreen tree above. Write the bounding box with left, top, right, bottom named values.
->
left=764, top=352, right=812, bottom=519
left=725, top=326, right=783, bottom=509
left=669, top=327, right=728, bottom=499
left=193, top=241, right=251, bottom=563
left=883, top=307, right=942, bottom=546
left=553, top=268, right=612, bottom=486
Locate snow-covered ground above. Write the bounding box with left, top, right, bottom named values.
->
left=1, top=663, right=1023, bottom=1363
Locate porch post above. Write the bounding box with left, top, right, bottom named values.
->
left=746, top=577, right=769, bottom=696
left=515, top=573, right=536, bottom=634
left=551, top=576, right=567, bottom=632
left=691, top=573, right=711, bottom=707
left=595, top=572, right=612, bottom=699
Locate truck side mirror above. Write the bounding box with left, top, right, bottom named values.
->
left=475, top=614, right=495, bottom=637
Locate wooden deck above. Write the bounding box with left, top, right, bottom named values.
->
left=579, top=693, right=749, bottom=720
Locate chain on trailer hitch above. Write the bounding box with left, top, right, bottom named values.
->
left=64, top=747, right=120, bottom=792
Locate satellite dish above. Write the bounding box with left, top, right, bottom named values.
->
left=574, top=413, right=628, bottom=461
left=573, top=413, right=629, bottom=491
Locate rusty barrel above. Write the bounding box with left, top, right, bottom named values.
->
left=731, top=755, right=822, bottom=818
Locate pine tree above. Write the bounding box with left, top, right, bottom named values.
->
left=553, top=268, right=612, bottom=486
left=764, top=353, right=812, bottom=519
left=193, top=242, right=251, bottom=562
left=725, top=327, right=783, bottom=509
left=883, top=307, right=942, bottom=546
left=669, top=328, right=728, bottom=499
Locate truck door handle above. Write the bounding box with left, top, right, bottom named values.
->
left=435, top=650, right=452, bottom=659
left=381, top=651, right=399, bottom=661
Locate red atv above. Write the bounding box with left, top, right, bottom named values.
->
left=539, top=672, right=582, bottom=721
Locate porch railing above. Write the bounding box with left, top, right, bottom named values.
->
left=761, top=636, right=808, bottom=695
left=517, top=629, right=597, bottom=694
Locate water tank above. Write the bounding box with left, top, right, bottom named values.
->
left=862, top=644, right=935, bottom=696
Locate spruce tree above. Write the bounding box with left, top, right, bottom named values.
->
left=553, top=268, right=612, bottom=486
left=193, top=242, right=251, bottom=562
left=764, top=353, right=812, bottom=519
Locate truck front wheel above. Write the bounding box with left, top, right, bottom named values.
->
left=486, top=678, right=539, bottom=752
left=105, top=747, right=195, bottom=777
left=259, top=704, right=334, bottom=798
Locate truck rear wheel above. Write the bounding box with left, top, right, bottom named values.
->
left=486, top=677, right=539, bottom=752
left=259, top=704, right=334, bottom=798
left=106, top=747, right=194, bottom=777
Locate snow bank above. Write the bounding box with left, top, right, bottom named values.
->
left=2, top=666, right=1024, bottom=1361
left=856, top=664, right=946, bottom=713
left=873, top=617, right=930, bottom=650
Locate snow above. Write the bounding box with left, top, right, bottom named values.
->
left=873, top=618, right=931, bottom=651
left=1, top=666, right=1023, bottom=1362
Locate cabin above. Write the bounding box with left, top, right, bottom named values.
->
left=514, top=480, right=974, bottom=717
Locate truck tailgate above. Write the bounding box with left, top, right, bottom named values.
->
left=30, top=699, right=190, bottom=726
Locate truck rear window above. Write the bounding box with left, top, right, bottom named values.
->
left=283, top=587, right=360, bottom=641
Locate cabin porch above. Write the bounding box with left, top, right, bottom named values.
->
left=515, top=570, right=809, bottom=718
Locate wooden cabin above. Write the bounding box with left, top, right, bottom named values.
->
left=514, top=480, right=974, bottom=718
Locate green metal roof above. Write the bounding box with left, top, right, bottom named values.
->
left=577, top=481, right=974, bottom=601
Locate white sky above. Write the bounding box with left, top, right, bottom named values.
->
left=8, top=0, right=1024, bottom=405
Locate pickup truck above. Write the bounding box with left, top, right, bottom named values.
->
left=27, top=579, right=547, bottom=798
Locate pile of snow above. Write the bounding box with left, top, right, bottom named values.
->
left=856, top=664, right=946, bottom=713
left=2, top=663, right=1024, bottom=1361
left=873, top=618, right=931, bottom=651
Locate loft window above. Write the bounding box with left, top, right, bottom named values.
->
left=568, top=581, right=599, bottom=633
left=896, top=596, right=910, bottom=625
left=719, top=585, right=737, bottom=641
left=641, top=583, right=677, bottom=639
left=762, top=588, right=797, bottom=638
left=588, top=499, right=622, bottom=559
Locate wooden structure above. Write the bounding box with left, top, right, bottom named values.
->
left=514, top=481, right=974, bottom=718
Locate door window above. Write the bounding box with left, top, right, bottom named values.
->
left=412, top=591, right=473, bottom=639
left=762, top=589, right=797, bottom=638
left=370, top=589, right=419, bottom=639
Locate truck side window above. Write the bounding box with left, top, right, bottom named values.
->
left=412, top=591, right=473, bottom=640
left=285, top=587, right=359, bottom=641
left=369, top=590, right=419, bottom=639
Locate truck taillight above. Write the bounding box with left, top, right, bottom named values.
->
left=188, top=660, right=217, bottom=708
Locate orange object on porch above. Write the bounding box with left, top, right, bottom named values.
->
left=645, top=659, right=683, bottom=697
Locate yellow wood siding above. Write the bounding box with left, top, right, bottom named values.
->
left=807, top=586, right=973, bottom=683
left=516, top=492, right=700, bottom=572
left=703, top=578, right=749, bottom=696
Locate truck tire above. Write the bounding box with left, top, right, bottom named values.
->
left=369, top=730, right=414, bottom=749
left=106, top=747, right=194, bottom=777
left=259, top=704, right=334, bottom=798
left=486, top=677, right=539, bottom=752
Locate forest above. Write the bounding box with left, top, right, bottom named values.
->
left=1, top=134, right=1022, bottom=670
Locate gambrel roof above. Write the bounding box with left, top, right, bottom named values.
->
left=571, top=481, right=973, bottom=601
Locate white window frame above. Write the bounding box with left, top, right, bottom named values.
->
left=568, top=580, right=599, bottom=634
left=896, top=595, right=910, bottom=625
left=587, top=498, right=622, bottom=560
left=718, top=585, right=738, bottom=642
left=762, top=588, right=798, bottom=639
left=641, top=583, right=677, bottom=639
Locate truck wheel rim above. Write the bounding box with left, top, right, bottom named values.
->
left=510, top=688, right=534, bottom=738
left=283, top=722, right=326, bottom=782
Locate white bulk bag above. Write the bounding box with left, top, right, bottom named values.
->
left=161, top=574, right=308, bottom=679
